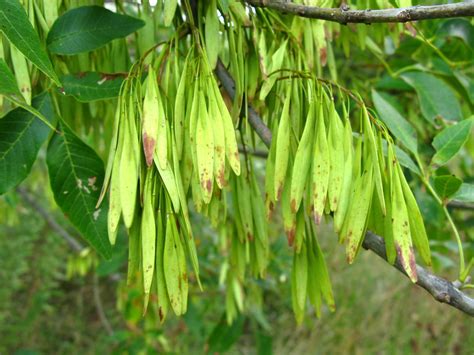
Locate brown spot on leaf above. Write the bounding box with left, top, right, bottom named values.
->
left=206, top=179, right=212, bottom=193
left=142, top=133, right=156, bottom=167
left=320, top=47, right=327, bottom=66
left=276, top=185, right=283, bottom=200
left=290, top=199, right=297, bottom=213
left=286, top=228, right=295, bottom=247
left=158, top=307, right=164, bottom=321
left=218, top=168, right=227, bottom=187
left=313, top=213, right=321, bottom=225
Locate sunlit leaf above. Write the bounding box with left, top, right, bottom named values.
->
left=431, top=118, right=474, bottom=166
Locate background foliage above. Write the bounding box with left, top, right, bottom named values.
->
left=0, top=0, right=473, bottom=353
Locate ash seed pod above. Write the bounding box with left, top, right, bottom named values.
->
left=142, top=67, right=160, bottom=167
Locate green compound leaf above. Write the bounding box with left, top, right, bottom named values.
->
left=47, top=6, right=145, bottom=55
left=47, top=120, right=112, bottom=259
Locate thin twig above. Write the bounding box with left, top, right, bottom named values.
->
left=448, top=201, right=474, bottom=211
left=245, top=1, right=474, bottom=24
left=93, top=274, right=115, bottom=336
left=215, top=62, right=474, bottom=317
left=238, top=145, right=269, bottom=158
left=17, top=186, right=123, bottom=281
left=16, top=187, right=84, bottom=252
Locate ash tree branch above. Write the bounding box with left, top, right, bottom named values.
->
left=364, top=232, right=474, bottom=316
left=215, top=62, right=474, bottom=317
left=244, top=0, right=474, bottom=24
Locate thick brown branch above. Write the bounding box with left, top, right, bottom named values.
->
left=215, top=63, right=474, bottom=317
left=364, top=232, right=474, bottom=316
left=244, top=0, right=474, bottom=24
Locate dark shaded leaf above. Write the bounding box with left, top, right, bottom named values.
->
left=0, top=93, right=53, bottom=194
left=401, top=72, right=462, bottom=122
left=0, top=0, right=59, bottom=84
left=60, top=72, right=125, bottom=102
left=47, top=6, right=144, bottom=55
left=47, top=120, right=111, bottom=258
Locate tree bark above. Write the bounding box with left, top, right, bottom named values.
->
left=244, top=0, right=474, bottom=24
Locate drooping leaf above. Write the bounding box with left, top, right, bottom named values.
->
left=0, top=0, right=59, bottom=84
left=452, top=183, right=474, bottom=203
left=0, top=59, right=21, bottom=97
left=46, top=120, right=112, bottom=258
left=431, top=118, right=474, bottom=166
left=47, top=6, right=145, bottom=55
left=0, top=93, right=53, bottom=194
left=60, top=72, right=125, bottom=102
left=401, top=72, right=463, bottom=122
left=432, top=175, right=463, bottom=200
left=372, top=89, right=418, bottom=156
